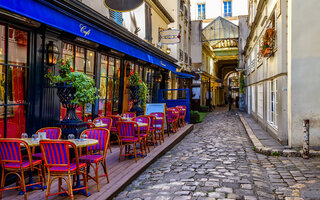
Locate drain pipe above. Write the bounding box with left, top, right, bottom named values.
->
left=302, top=119, right=310, bottom=159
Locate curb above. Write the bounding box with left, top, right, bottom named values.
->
left=238, top=113, right=301, bottom=157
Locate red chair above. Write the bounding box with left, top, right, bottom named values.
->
left=133, top=116, right=150, bottom=154
left=0, top=139, right=43, bottom=200
left=150, top=112, right=165, bottom=144
left=176, top=106, right=186, bottom=126
left=166, top=109, right=178, bottom=134
left=93, top=117, right=112, bottom=130
left=40, top=140, right=88, bottom=200
left=116, top=122, right=145, bottom=162
left=32, top=127, right=62, bottom=185
left=147, top=115, right=157, bottom=147
left=106, top=115, right=122, bottom=153
left=120, top=112, right=136, bottom=118
left=79, top=128, right=110, bottom=192
left=93, top=117, right=112, bottom=152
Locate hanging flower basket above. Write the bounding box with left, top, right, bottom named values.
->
left=260, top=28, right=275, bottom=57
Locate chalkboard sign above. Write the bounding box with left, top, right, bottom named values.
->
left=145, top=103, right=166, bottom=115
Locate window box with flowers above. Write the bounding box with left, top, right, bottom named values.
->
left=260, top=28, right=275, bottom=57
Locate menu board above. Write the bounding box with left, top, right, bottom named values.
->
left=145, top=103, right=166, bottom=115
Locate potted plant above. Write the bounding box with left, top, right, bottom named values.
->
left=45, top=59, right=98, bottom=137
left=128, top=71, right=148, bottom=116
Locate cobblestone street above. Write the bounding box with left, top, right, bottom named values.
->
left=114, top=109, right=320, bottom=200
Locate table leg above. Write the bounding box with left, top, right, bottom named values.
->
left=18, top=171, right=45, bottom=195
left=73, top=174, right=91, bottom=196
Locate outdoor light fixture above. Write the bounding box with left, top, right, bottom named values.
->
left=166, top=48, right=171, bottom=55
left=46, top=41, right=59, bottom=66
left=154, top=72, right=163, bottom=83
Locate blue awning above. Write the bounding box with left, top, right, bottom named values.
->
left=0, top=0, right=177, bottom=72
left=172, top=71, right=195, bottom=79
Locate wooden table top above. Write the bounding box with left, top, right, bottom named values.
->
left=21, top=138, right=99, bottom=147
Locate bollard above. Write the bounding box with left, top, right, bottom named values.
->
left=302, top=119, right=310, bottom=159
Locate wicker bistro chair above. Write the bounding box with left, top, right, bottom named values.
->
left=147, top=115, right=157, bottom=147
left=0, top=139, right=43, bottom=200
left=78, top=128, right=110, bottom=192
left=106, top=115, right=122, bottom=152
left=166, top=109, right=179, bottom=134
left=116, top=122, right=145, bottom=162
left=92, top=117, right=112, bottom=153
left=150, top=112, right=165, bottom=144
left=32, top=127, right=62, bottom=185
left=40, top=140, right=88, bottom=200
left=93, top=117, right=112, bottom=130
left=176, top=106, right=186, bottom=126
left=120, top=112, right=136, bottom=118
left=132, top=116, right=150, bottom=154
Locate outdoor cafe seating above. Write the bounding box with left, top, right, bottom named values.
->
left=0, top=139, right=44, bottom=200
left=0, top=105, right=188, bottom=199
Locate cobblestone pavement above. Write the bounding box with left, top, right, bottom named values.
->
left=114, top=109, right=320, bottom=200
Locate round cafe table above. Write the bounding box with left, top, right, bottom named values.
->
left=21, top=138, right=98, bottom=196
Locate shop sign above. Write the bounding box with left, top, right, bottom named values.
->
left=79, top=24, right=91, bottom=36
left=159, top=29, right=181, bottom=44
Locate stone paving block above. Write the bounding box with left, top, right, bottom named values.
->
left=115, top=111, right=320, bottom=200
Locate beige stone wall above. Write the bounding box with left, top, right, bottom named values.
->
left=245, top=0, right=288, bottom=144
left=287, top=0, right=320, bottom=147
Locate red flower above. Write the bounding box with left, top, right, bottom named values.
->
left=70, top=67, right=75, bottom=72
left=58, top=69, right=62, bottom=73
left=139, top=80, right=142, bottom=83
left=48, top=68, right=51, bottom=73
left=130, top=72, right=133, bottom=76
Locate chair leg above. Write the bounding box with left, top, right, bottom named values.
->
left=20, top=170, right=27, bottom=200
left=0, top=168, right=5, bottom=198
left=58, top=177, right=62, bottom=192
left=102, top=161, right=109, bottom=183
left=68, top=174, right=74, bottom=200
left=95, top=163, right=100, bottom=192
left=38, top=165, right=44, bottom=191
left=45, top=173, right=51, bottom=200
left=119, top=142, right=123, bottom=161
left=133, top=143, right=137, bottom=162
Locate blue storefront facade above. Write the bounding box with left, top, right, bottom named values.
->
left=0, top=0, right=186, bottom=138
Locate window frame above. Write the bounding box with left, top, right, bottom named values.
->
left=0, top=22, right=31, bottom=138
left=197, top=3, right=206, bottom=20
left=223, top=0, right=232, bottom=17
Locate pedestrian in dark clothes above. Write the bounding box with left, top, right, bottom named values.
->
left=228, top=94, right=233, bottom=111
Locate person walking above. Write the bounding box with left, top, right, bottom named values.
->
left=228, top=94, right=233, bottom=111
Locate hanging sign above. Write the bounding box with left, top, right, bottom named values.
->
left=159, top=29, right=181, bottom=44
left=104, top=0, right=144, bottom=12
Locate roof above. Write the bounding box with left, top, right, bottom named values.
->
left=202, top=16, right=239, bottom=46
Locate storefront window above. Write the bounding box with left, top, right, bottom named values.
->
left=98, top=55, right=121, bottom=116
left=145, top=67, right=154, bottom=103
left=61, top=42, right=95, bottom=121
left=0, top=24, right=29, bottom=138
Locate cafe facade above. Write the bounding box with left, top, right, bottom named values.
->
left=0, top=0, right=187, bottom=138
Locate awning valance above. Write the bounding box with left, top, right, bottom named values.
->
left=0, top=0, right=178, bottom=72
left=172, top=71, right=195, bottom=79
